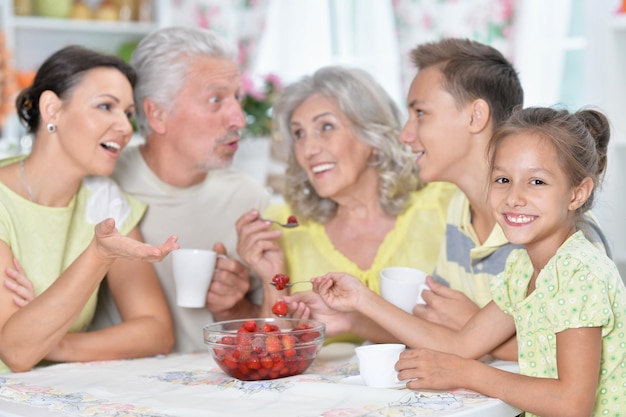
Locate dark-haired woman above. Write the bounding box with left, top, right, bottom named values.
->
left=0, top=45, right=178, bottom=373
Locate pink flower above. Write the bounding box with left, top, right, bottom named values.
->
left=265, top=73, right=282, bottom=89
left=240, top=75, right=255, bottom=96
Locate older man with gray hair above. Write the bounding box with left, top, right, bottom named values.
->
left=91, top=26, right=269, bottom=352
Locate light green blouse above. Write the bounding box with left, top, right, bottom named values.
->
left=492, top=231, right=626, bottom=417
left=0, top=176, right=145, bottom=373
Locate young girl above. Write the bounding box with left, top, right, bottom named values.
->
left=312, top=107, right=625, bottom=417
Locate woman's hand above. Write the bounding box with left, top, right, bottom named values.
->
left=93, top=218, right=179, bottom=262
left=235, top=210, right=285, bottom=282
left=311, top=272, right=371, bottom=313
left=4, top=258, right=34, bottom=307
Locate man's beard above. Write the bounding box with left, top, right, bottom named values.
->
left=199, top=129, right=242, bottom=171
left=216, top=129, right=242, bottom=145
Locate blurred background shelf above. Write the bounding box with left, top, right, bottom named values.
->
left=11, top=15, right=160, bottom=34
left=0, top=0, right=171, bottom=151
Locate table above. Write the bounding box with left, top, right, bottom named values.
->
left=0, top=343, right=521, bottom=417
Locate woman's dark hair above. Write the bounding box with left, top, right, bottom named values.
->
left=15, top=45, right=137, bottom=133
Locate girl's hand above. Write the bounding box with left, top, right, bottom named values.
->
left=284, top=290, right=354, bottom=337
left=311, top=272, right=369, bottom=313
left=93, top=218, right=179, bottom=262
left=4, top=258, right=34, bottom=307
left=396, top=348, right=469, bottom=391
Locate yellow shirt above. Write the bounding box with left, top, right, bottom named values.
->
left=266, top=182, right=455, bottom=290
left=264, top=182, right=456, bottom=342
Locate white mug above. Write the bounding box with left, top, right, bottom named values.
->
left=380, top=267, right=428, bottom=313
left=355, top=343, right=406, bottom=388
left=171, top=249, right=217, bottom=308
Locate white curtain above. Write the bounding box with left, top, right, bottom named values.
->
left=252, top=0, right=403, bottom=108
left=511, top=0, right=571, bottom=107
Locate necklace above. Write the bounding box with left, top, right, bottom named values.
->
left=19, top=159, right=34, bottom=202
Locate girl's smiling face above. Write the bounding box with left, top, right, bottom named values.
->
left=489, top=133, right=586, bottom=256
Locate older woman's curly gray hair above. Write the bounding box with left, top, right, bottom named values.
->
left=273, top=66, right=421, bottom=223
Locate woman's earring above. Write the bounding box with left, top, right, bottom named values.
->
left=46, top=123, right=57, bottom=133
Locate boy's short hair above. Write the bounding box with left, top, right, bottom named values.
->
left=410, top=38, right=523, bottom=128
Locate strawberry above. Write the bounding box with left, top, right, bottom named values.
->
left=220, top=336, right=236, bottom=345
left=271, top=300, right=289, bottom=317
left=242, top=320, right=257, bottom=332
left=222, top=353, right=238, bottom=369
left=271, top=273, right=290, bottom=290
left=266, top=335, right=281, bottom=353
left=262, top=323, right=280, bottom=333
left=260, top=355, right=274, bottom=369
left=247, top=356, right=261, bottom=370
left=251, top=336, right=265, bottom=354
left=298, top=330, right=320, bottom=343
left=281, top=334, right=297, bottom=350
left=286, top=215, right=298, bottom=225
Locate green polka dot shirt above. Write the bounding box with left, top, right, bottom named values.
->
left=491, top=231, right=626, bottom=417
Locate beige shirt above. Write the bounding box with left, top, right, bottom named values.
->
left=90, top=145, right=269, bottom=353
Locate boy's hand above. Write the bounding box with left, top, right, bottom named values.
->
left=413, top=276, right=480, bottom=330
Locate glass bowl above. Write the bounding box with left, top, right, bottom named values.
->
left=204, top=318, right=325, bottom=381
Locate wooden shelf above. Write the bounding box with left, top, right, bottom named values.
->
left=0, top=0, right=170, bottom=146
left=11, top=16, right=159, bottom=35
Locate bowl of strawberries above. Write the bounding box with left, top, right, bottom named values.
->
left=204, top=318, right=325, bottom=381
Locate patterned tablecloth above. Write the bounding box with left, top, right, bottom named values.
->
left=0, top=343, right=521, bottom=417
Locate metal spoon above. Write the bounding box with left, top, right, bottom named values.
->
left=269, top=280, right=311, bottom=289
left=263, top=218, right=299, bottom=228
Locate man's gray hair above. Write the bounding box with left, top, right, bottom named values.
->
left=131, top=26, right=237, bottom=137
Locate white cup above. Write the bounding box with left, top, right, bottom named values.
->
left=171, top=249, right=217, bottom=308
left=380, top=267, right=429, bottom=313
left=355, top=343, right=406, bottom=388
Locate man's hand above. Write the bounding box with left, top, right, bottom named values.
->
left=206, top=242, right=256, bottom=317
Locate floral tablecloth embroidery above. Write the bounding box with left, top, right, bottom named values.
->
left=0, top=377, right=172, bottom=417
left=0, top=347, right=518, bottom=417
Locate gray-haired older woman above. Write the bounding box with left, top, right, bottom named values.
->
left=236, top=66, right=455, bottom=341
